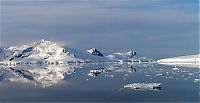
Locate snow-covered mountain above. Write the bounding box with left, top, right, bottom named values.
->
left=106, top=51, right=152, bottom=62
left=64, top=47, right=107, bottom=62
left=0, top=39, right=82, bottom=64
left=87, top=48, right=104, bottom=56
left=0, top=39, right=152, bottom=65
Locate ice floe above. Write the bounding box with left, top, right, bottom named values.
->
left=121, top=83, right=161, bottom=91
left=194, top=79, right=200, bottom=83
left=88, top=68, right=104, bottom=77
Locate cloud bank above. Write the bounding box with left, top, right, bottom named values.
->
left=1, top=0, right=199, bottom=57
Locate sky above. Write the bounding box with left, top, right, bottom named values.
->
left=0, top=0, right=199, bottom=58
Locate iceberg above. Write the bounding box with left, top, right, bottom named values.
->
left=88, top=68, right=104, bottom=77
left=121, top=83, right=161, bottom=91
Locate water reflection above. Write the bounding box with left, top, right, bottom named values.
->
left=88, top=65, right=136, bottom=77
left=0, top=65, right=81, bottom=87
left=0, top=63, right=199, bottom=89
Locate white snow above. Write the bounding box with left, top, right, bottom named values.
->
left=66, top=47, right=107, bottom=62
left=157, top=54, right=200, bottom=63
left=122, top=83, right=161, bottom=90
left=0, top=39, right=83, bottom=65
left=157, top=54, right=200, bottom=68
left=87, top=48, right=97, bottom=54
left=194, top=79, right=200, bottom=83
left=172, top=67, right=179, bottom=71
left=88, top=69, right=104, bottom=77
left=0, top=39, right=155, bottom=65
left=106, top=51, right=151, bottom=62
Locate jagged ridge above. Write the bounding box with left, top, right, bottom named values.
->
left=0, top=39, right=152, bottom=65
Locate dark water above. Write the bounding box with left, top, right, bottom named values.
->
left=0, top=63, right=199, bottom=103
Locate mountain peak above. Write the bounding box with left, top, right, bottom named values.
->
left=0, top=40, right=153, bottom=64
left=126, top=51, right=136, bottom=58
left=41, top=39, right=45, bottom=42
left=2, top=40, right=82, bottom=62
left=87, top=48, right=103, bottom=57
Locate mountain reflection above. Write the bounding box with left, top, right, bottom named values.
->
left=0, top=63, right=139, bottom=87
left=0, top=63, right=199, bottom=88
left=0, top=65, right=81, bottom=87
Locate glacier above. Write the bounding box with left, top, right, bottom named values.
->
left=157, top=54, right=200, bottom=68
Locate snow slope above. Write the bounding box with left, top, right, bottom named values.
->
left=0, top=39, right=82, bottom=65
left=157, top=54, right=200, bottom=63
left=106, top=51, right=152, bottom=62
left=0, top=39, right=152, bottom=65
left=65, top=47, right=108, bottom=62
left=157, top=54, right=200, bottom=68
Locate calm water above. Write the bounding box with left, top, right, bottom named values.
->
left=0, top=63, right=199, bottom=103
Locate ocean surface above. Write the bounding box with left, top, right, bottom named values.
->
left=0, top=62, right=199, bottom=103
left=1, top=0, right=199, bottom=102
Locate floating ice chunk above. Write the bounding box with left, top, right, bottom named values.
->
left=89, top=69, right=104, bottom=73
left=88, top=69, right=104, bottom=77
left=155, top=73, right=164, bottom=77
left=124, top=74, right=129, bottom=77
left=105, top=74, right=114, bottom=77
left=194, top=79, right=200, bottom=83
left=188, top=73, right=193, bottom=76
left=122, top=83, right=161, bottom=91
left=172, top=67, right=179, bottom=71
